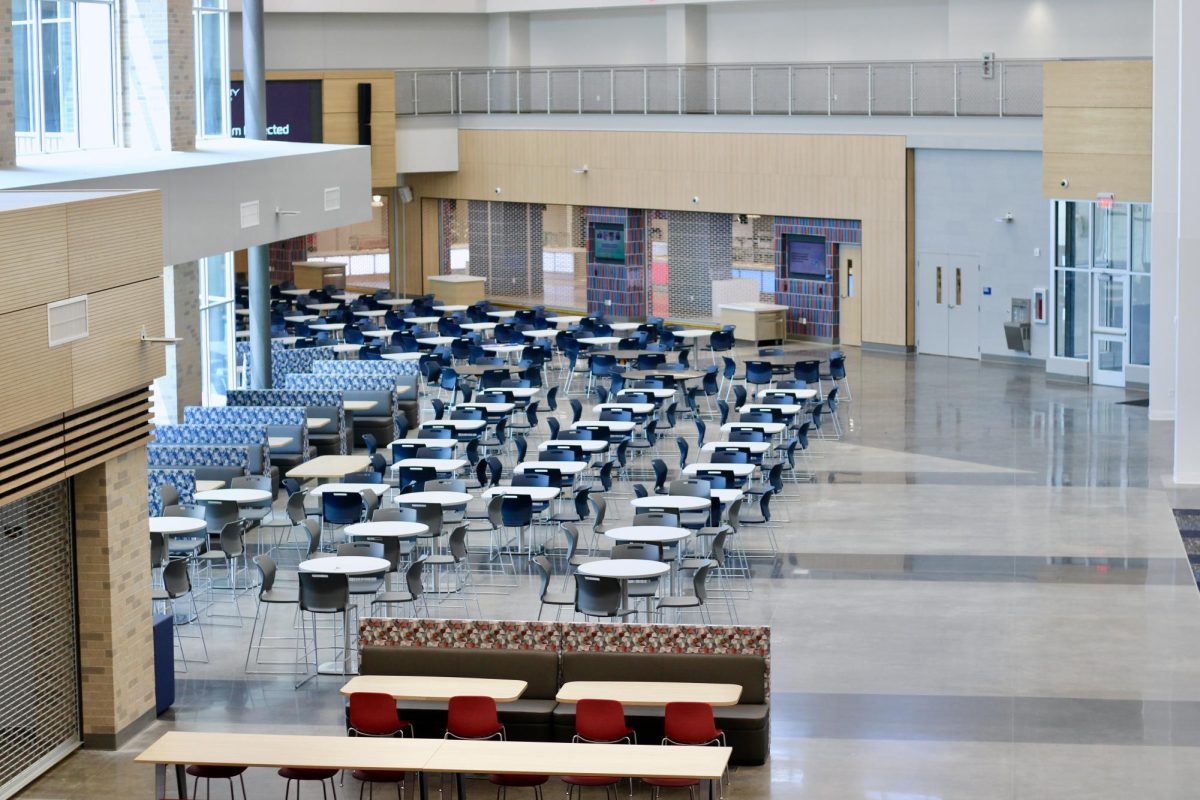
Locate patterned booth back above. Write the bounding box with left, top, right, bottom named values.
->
left=283, top=374, right=408, bottom=439
left=182, top=406, right=309, bottom=455
left=146, top=444, right=253, bottom=473
left=226, top=390, right=346, bottom=454
left=237, top=342, right=338, bottom=387
left=147, top=468, right=196, bottom=517
left=312, top=360, right=420, bottom=377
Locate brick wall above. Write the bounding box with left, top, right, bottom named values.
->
left=120, top=0, right=195, bottom=151
left=74, top=447, right=156, bottom=747
left=585, top=207, right=647, bottom=320
left=0, top=1, right=14, bottom=167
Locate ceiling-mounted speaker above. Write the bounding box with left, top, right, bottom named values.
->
left=398, top=186, right=414, bottom=204
left=357, top=82, right=372, bottom=146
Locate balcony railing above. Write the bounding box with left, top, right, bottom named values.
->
left=395, top=60, right=1043, bottom=118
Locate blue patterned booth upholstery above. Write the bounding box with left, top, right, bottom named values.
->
left=237, top=342, right=338, bottom=387
left=152, top=424, right=278, bottom=492
left=283, top=374, right=409, bottom=440
left=148, top=468, right=196, bottom=516
left=226, top=390, right=347, bottom=454
left=147, top=445, right=254, bottom=490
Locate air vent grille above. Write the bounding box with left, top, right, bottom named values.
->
left=47, top=296, right=88, bottom=348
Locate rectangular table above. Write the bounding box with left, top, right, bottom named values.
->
left=340, top=675, right=527, bottom=702
left=556, top=681, right=742, bottom=707
left=287, top=455, right=371, bottom=480
left=136, top=731, right=730, bottom=800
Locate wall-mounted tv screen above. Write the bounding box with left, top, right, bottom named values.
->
left=230, top=79, right=323, bottom=143
left=591, top=222, right=626, bottom=265
left=784, top=234, right=828, bottom=279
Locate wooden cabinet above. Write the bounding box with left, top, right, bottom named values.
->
left=428, top=274, right=486, bottom=305
left=293, top=261, right=345, bottom=290
left=719, top=302, right=787, bottom=345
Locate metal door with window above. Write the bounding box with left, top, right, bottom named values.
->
left=1091, top=271, right=1128, bottom=387
left=917, top=254, right=979, bottom=359
left=838, top=244, right=861, bottom=346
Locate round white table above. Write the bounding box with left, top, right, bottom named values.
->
left=515, top=461, right=589, bottom=476
left=363, top=329, right=396, bottom=339
left=460, top=322, right=497, bottom=332
left=487, top=310, right=518, bottom=319
left=306, top=303, right=341, bottom=313
left=631, top=495, right=709, bottom=512
left=416, top=336, right=455, bottom=346
left=377, top=298, right=411, bottom=307
left=435, top=304, right=469, bottom=313
left=606, top=322, right=642, bottom=332
left=284, top=314, right=317, bottom=323
left=332, top=343, right=363, bottom=354
left=406, top=316, right=443, bottom=326
left=394, top=491, right=472, bottom=507
left=720, top=421, right=787, bottom=436
left=481, top=486, right=561, bottom=502
left=353, top=309, right=389, bottom=318
left=546, top=316, right=582, bottom=326
left=280, top=288, right=309, bottom=297
left=739, top=404, right=802, bottom=416
left=577, top=560, right=669, bottom=579
left=620, top=388, right=676, bottom=399
left=572, top=420, right=638, bottom=433
left=672, top=329, right=712, bottom=341
left=596, top=403, right=655, bottom=415
left=309, top=322, right=346, bottom=332
left=703, top=441, right=771, bottom=454
left=710, top=488, right=745, bottom=504
left=759, top=388, right=818, bottom=401
left=149, top=516, right=206, bottom=536
left=540, top=440, right=610, bottom=453
left=683, top=463, right=757, bottom=478
left=298, top=555, right=391, bottom=675
left=193, top=488, right=272, bottom=504
left=604, top=526, right=691, bottom=545
left=521, top=329, right=558, bottom=339
left=382, top=351, right=423, bottom=361
left=578, top=337, right=622, bottom=347
left=344, top=521, right=428, bottom=539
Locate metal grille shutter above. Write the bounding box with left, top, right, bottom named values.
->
left=0, top=482, right=79, bottom=798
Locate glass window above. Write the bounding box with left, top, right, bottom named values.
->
left=1054, top=269, right=1089, bottom=359
left=199, top=253, right=235, bottom=404
left=12, top=0, right=114, bottom=155
left=1132, top=204, right=1151, bottom=273
left=1054, top=201, right=1091, bottom=269
left=1094, top=203, right=1129, bottom=270
left=194, top=0, right=229, bottom=138
left=1130, top=274, right=1150, bottom=366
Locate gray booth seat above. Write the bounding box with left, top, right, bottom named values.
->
left=308, top=405, right=342, bottom=456
left=395, top=376, right=420, bottom=431
left=345, top=390, right=393, bottom=450
left=357, top=646, right=559, bottom=741
left=191, top=465, right=247, bottom=488
left=267, top=424, right=314, bottom=469
left=174, top=444, right=278, bottom=493
left=552, top=651, right=769, bottom=766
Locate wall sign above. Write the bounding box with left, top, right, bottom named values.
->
left=230, top=80, right=323, bottom=143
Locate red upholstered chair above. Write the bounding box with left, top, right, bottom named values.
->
left=487, top=772, right=549, bottom=798
left=185, top=765, right=247, bottom=800
left=445, top=695, right=505, bottom=741
left=663, top=702, right=726, bottom=748
left=348, top=691, right=414, bottom=738
left=563, top=698, right=634, bottom=798
left=278, top=766, right=339, bottom=799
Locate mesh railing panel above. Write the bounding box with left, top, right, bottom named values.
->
left=753, top=67, right=790, bottom=115
left=871, top=64, right=912, bottom=115
left=458, top=71, right=489, bottom=113
left=830, top=64, right=870, bottom=115
left=0, top=482, right=78, bottom=797
left=1002, top=62, right=1043, bottom=116
left=957, top=65, right=1001, bottom=116
left=914, top=62, right=955, bottom=115
left=716, top=67, right=753, bottom=114
left=581, top=70, right=613, bottom=113
left=414, top=72, right=454, bottom=114
left=791, top=66, right=830, bottom=114
left=489, top=71, right=519, bottom=113
left=613, top=69, right=645, bottom=113
left=550, top=71, right=580, bottom=113
left=646, top=68, right=681, bottom=113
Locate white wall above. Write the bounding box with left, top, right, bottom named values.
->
left=527, top=6, right=667, bottom=66
left=914, top=149, right=1049, bottom=363
left=229, top=13, right=491, bottom=70
left=707, top=0, right=1151, bottom=63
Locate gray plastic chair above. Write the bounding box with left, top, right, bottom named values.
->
left=244, top=554, right=301, bottom=673
left=574, top=575, right=635, bottom=620
left=371, top=555, right=428, bottom=617
left=296, top=571, right=352, bottom=688
left=533, top=555, right=574, bottom=620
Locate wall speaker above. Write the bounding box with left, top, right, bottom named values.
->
left=357, top=82, right=372, bottom=146
left=398, top=186, right=414, bottom=204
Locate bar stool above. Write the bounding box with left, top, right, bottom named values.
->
left=244, top=554, right=301, bottom=674
left=295, top=572, right=352, bottom=689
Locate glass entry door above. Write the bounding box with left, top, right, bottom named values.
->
left=1091, top=271, right=1127, bottom=387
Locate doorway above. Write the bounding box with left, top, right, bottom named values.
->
left=1091, top=270, right=1128, bottom=387
left=838, top=244, right=861, bottom=346
left=916, top=253, right=979, bottom=359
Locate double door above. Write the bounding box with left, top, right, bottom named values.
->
left=917, top=254, right=979, bottom=360
left=1091, top=271, right=1127, bottom=387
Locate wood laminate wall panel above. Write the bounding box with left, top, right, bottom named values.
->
left=67, top=193, right=163, bottom=295
left=1043, top=60, right=1152, bottom=202
left=0, top=306, right=73, bottom=434
left=1043, top=60, right=1152, bottom=109
left=70, top=279, right=165, bottom=409
left=0, top=206, right=69, bottom=315
left=409, top=129, right=909, bottom=346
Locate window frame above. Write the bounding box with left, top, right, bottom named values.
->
left=199, top=253, right=236, bottom=405
left=193, top=0, right=231, bottom=139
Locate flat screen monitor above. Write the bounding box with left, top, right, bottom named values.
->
left=784, top=234, right=828, bottom=279
left=591, top=222, right=626, bottom=265
left=230, top=79, right=324, bottom=143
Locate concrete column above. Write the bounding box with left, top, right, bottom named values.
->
left=1151, top=0, right=1179, bottom=420
left=1175, top=0, right=1200, bottom=482
left=74, top=448, right=157, bottom=748
left=242, top=0, right=272, bottom=388
left=488, top=12, right=530, bottom=68
left=120, top=0, right=195, bottom=150
left=665, top=5, right=708, bottom=114
left=170, top=262, right=203, bottom=418
left=0, top=1, right=14, bottom=166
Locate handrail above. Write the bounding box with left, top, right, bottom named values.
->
left=395, top=59, right=1047, bottom=118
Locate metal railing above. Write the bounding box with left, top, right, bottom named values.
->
left=395, top=60, right=1044, bottom=118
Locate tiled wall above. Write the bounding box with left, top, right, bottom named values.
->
left=773, top=216, right=862, bottom=340
left=75, top=447, right=157, bottom=747
left=585, top=207, right=647, bottom=319
left=0, top=2, right=12, bottom=167
left=119, top=0, right=195, bottom=151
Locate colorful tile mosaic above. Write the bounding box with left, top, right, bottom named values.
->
left=773, top=216, right=862, bottom=340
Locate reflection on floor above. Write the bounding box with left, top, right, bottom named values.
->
left=24, top=347, right=1200, bottom=800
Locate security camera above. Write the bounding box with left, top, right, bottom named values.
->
left=692, top=196, right=700, bottom=204
left=494, top=187, right=502, bottom=194
left=1059, top=179, right=1069, bottom=189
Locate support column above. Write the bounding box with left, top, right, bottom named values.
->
left=74, top=448, right=157, bottom=748
left=665, top=4, right=708, bottom=114
left=1175, top=0, right=1200, bottom=482
left=242, top=0, right=271, bottom=388
left=488, top=12, right=530, bottom=68
left=1151, top=0, right=1179, bottom=420
left=171, top=262, right=203, bottom=418
left=0, top=1, right=15, bottom=167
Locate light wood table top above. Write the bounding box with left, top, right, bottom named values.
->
left=306, top=483, right=384, bottom=497
left=268, top=436, right=294, bottom=448
left=343, top=400, right=378, bottom=412
left=194, top=479, right=224, bottom=493
left=340, top=675, right=527, bottom=702
left=288, top=455, right=371, bottom=480
left=425, top=739, right=730, bottom=781
left=556, top=681, right=742, bottom=707
left=306, top=417, right=332, bottom=428
left=134, top=731, right=442, bottom=772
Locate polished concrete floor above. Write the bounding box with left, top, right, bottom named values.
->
left=24, top=347, right=1200, bottom=800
